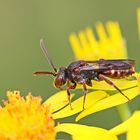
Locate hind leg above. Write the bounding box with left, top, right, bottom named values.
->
left=99, top=74, right=130, bottom=101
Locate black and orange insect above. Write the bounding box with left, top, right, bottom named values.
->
left=34, top=39, right=135, bottom=109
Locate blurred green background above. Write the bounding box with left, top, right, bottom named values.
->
left=0, top=1, right=140, bottom=139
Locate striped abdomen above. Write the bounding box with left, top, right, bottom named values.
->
left=103, top=67, right=135, bottom=78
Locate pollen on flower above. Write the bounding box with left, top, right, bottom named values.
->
left=0, top=91, right=56, bottom=140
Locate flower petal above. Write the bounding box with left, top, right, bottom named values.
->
left=69, top=21, right=127, bottom=60
left=76, top=78, right=137, bottom=91
left=109, top=117, right=131, bottom=135
left=43, top=90, right=75, bottom=113
left=127, top=129, right=140, bottom=140
left=76, top=87, right=139, bottom=121
left=69, top=33, right=85, bottom=59
left=109, top=111, right=140, bottom=140
left=55, top=123, right=118, bottom=140
left=53, top=91, right=108, bottom=119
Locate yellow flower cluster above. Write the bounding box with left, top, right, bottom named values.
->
left=0, top=91, right=55, bottom=140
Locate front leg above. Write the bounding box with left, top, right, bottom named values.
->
left=66, top=80, right=76, bottom=110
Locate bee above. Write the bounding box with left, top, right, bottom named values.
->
left=34, top=39, right=135, bottom=109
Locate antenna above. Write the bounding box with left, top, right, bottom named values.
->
left=34, top=71, right=56, bottom=76
left=40, top=39, right=57, bottom=72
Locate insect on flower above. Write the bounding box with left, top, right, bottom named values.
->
left=34, top=39, right=135, bottom=110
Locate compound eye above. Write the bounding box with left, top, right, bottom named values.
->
left=54, top=75, right=66, bottom=88
left=54, top=77, right=63, bottom=88
left=54, top=67, right=66, bottom=88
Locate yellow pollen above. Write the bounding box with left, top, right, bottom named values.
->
left=0, top=91, right=56, bottom=140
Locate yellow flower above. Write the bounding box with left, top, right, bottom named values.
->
left=0, top=91, right=55, bottom=140
left=0, top=91, right=118, bottom=140
left=105, top=72, right=139, bottom=140
left=109, top=111, right=140, bottom=139
left=69, top=22, right=127, bottom=60
left=56, top=123, right=118, bottom=140
left=45, top=90, right=117, bottom=140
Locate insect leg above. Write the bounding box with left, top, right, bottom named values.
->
left=98, top=74, right=130, bottom=101
left=82, top=83, right=88, bottom=110
left=66, top=80, right=77, bottom=110
left=66, top=87, right=73, bottom=110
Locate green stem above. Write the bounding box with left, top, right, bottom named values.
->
left=116, top=103, right=131, bottom=121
